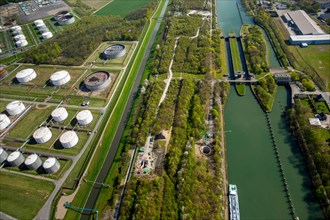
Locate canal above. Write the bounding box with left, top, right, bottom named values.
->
left=217, top=0, right=323, bottom=219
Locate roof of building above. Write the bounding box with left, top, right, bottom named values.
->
left=286, top=10, right=325, bottom=35
left=274, top=73, right=291, bottom=78
left=309, top=118, right=322, bottom=126
left=289, top=34, right=330, bottom=41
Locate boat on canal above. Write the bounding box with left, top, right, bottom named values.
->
left=229, top=184, right=240, bottom=220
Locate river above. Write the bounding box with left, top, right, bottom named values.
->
left=217, top=0, right=323, bottom=219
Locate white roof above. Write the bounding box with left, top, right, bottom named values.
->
left=76, top=110, right=92, bottom=120
left=0, top=147, right=3, bottom=154
left=34, top=19, right=44, bottom=24
left=287, top=10, right=324, bottom=35
left=290, top=34, right=330, bottom=41
left=42, top=32, right=53, bottom=38
left=52, top=107, right=67, bottom=117
left=7, top=151, right=21, bottom=161
left=309, top=118, right=322, bottom=126
left=43, top=157, right=57, bottom=168
left=60, top=131, right=77, bottom=143
left=50, top=70, right=69, bottom=81
left=33, top=127, right=51, bottom=139
left=0, top=114, right=8, bottom=121
left=16, top=68, right=34, bottom=78
left=25, top=154, right=39, bottom=165
left=6, top=100, right=23, bottom=109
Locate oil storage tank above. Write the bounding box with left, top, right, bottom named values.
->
left=16, top=68, right=36, bottom=83
left=14, top=34, right=26, bottom=41
left=16, top=40, right=28, bottom=48
left=0, top=148, right=8, bottom=164
left=34, top=19, right=44, bottom=26
left=13, top=29, right=23, bottom=36
left=84, top=71, right=111, bottom=91
left=76, top=110, right=93, bottom=125
left=33, top=127, right=52, bottom=144
left=24, top=154, right=42, bottom=170
left=50, top=70, right=71, bottom=86
left=43, top=157, right=60, bottom=174
left=39, top=26, right=49, bottom=34
left=58, top=15, right=75, bottom=26
left=11, top=26, right=22, bottom=31
left=0, top=114, right=10, bottom=131
left=102, top=44, right=126, bottom=60
left=6, top=101, right=25, bottom=116
left=60, top=131, right=78, bottom=148
left=42, top=32, right=53, bottom=39
left=51, top=107, right=68, bottom=122
left=7, top=151, right=25, bottom=167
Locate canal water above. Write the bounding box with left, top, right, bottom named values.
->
left=218, top=0, right=323, bottom=219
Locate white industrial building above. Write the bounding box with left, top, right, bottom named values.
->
left=0, top=148, right=8, bottom=164
left=24, top=154, right=42, bottom=170
left=0, top=114, right=10, bottom=131
left=60, top=131, right=78, bottom=148
left=43, top=157, right=60, bottom=173
left=76, top=110, right=93, bottom=125
left=16, top=40, right=28, bottom=48
left=42, top=32, right=53, bottom=39
left=50, top=70, right=71, bottom=86
left=33, top=127, right=52, bottom=144
left=289, top=35, right=330, bottom=45
left=6, top=101, right=25, bottom=116
left=14, top=34, right=26, bottom=41
left=7, top=151, right=25, bottom=167
left=51, top=107, right=68, bottom=122
left=16, top=68, right=36, bottom=83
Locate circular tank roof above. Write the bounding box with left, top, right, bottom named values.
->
left=76, top=110, right=92, bottom=120
left=104, top=44, right=125, bottom=55
left=52, top=107, right=67, bottom=117
left=6, top=101, right=23, bottom=110
left=58, top=14, right=73, bottom=21
left=34, top=19, right=44, bottom=24
left=33, top=127, right=51, bottom=139
left=25, top=154, right=39, bottom=165
left=42, top=32, right=52, bottom=37
left=0, top=114, right=8, bottom=121
left=84, top=71, right=110, bottom=87
left=16, top=69, right=34, bottom=78
left=43, top=157, right=57, bottom=169
left=7, top=151, right=21, bottom=162
left=60, top=131, right=77, bottom=143
left=50, top=70, right=69, bottom=81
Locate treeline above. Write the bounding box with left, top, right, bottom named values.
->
left=23, top=16, right=145, bottom=65
left=243, top=25, right=269, bottom=75
left=172, top=0, right=210, bottom=13
left=253, top=75, right=277, bottom=112
left=0, top=0, right=27, bottom=6
left=288, top=100, right=330, bottom=216
left=63, top=0, right=93, bottom=16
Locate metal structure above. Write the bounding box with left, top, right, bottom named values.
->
left=43, top=157, right=60, bottom=174
left=76, top=110, right=93, bottom=126
left=64, top=202, right=98, bottom=220
left=0, top=114, right=10, bottom=131
left=16, top=68, right=36, bottom=83
left=24, top=154, right=42, bottom=170
left=7, top=151, right=25, bottom=167
left=84, top=71, right=112, bottom=91
left=42, top=32, right=53, bottom=39
left=51, top=107, right=68, bottom=122
left=0, top=147, right=8, bottom=164
left=50, top=70, right=71, bottom=86
left=102, top=44, right=126, bottom=60
left=33, top=127, right=52, bottom=144
left=59, top=131, right=79, bottom=148
left=6, top=100, right=25, bottom=116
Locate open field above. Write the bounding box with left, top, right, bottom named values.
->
left=229, top=38, right=242, bottom=72
left=83, top=0, right=110, bottom=9
left=0, top=172, right=54, bottom=220
left=95, top=0, right=151, bottom=17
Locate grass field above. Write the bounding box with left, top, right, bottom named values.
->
left=0, top=172, right=54, bottom=219
left=229, top=38, right=242, bottom=72
left=219, top=38, right=228, bottom=78
left=235, top=84, right=246, bottom=96
left=0, top=31, right=8, bottom=53
left=95, top=0, right=151, bottom=17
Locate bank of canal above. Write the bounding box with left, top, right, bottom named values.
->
left=218, top=0, right=323, bottom=219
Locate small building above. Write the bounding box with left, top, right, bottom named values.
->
left=274, top=73, right=291, bottom=84
left=285, top=10, right=325, bottom=35
left=289, top=35, right=330, bottom=45
left=234, top=71, right=245, bottom=79
left=309, top=118, right=322, bottom=126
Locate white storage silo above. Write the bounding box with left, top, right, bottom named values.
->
left=60, top=131, right=78, bottom=148
left=24, top=154, right=42, bottom=170
left=11, top=26, right=22, bottom=31
left=7, top=151, right=25, bottom=167
left=36, top=23, right=46, bottom=29
left=14, top=34, right=26, bottom=41
left=39, top=26, right=49, bottom=34
left=43, top=157, right=60, bottom=174
left=42, top=32, right=53, bottom=39
left=76, top=110, right=93, bottom=126
left=6, top=101, right=25, bottom=116
left=16, top=68, right=36, bottom=83
left=13, top=29, right=23, bottom=36
left=0, top=114, right=10, bottom=131
left=0, top=148, right=8, bottom=164
left=50, top=70, right=71, bottom=86
left=51, top=107, right=68, bottom=122
left=34, top=19, right=44, bottom=26
left=33, top=127, right=52, bottom=144
left=19, top=40, right=28, bottom=47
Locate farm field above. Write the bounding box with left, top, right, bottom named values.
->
left=0, top=172, right=55, bottom=220
left=95, top=0, right=152, bottom=17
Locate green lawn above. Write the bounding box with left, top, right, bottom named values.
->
left=95, top=0, right=151, bottom=17
left=219, top=38, right=228, bottom=78
left=235, top=84, right=246, bottom=96
left=229, top=38, right=242, bottom=72
left=0, top=172, right=55, bottom=219
left=315, top=101, right=330, bottom=114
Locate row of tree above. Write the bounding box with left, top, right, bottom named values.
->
left=253, top=75, right=277, bottom=112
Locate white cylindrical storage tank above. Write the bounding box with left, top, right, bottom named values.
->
left=16, top=68, right=36, bottom=83
left=51, top=107, right=68, bottom=122
left=76, top=110, right=93, bottom=125
left=0, top=114, right=10, bottom=131
left=60, top=131, right=78, bottom=148
left=13, top=30, right=23, bottom=36
left=43, top=157, right=60, bottom=174
left=14, top=34, right=26, bottom=41
left=39, top=26, right=49, bottom=34
left=50, top=70, right=71, bottom=86
left=7, top=151, right=25, bottom=167
left=0, top=148, right=8, bottom=164
left=36, top=23, right=46, bottom=29
left=33, top=127, right=52, bottom=144
left=11, top=26, right=22, bottom=31
left=6, top=101, right=25, bottom=116
left=24, top=154, right=42, bottom=170
left=20, top=40, right=28, bottom=47
left=42, top=32, right=53, bottom=39
left=34, top=19, right=44, bottom=26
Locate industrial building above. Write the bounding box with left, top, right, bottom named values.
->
left=283, top=10, right=325, bottom=35
left=76, top=110, right=93, bottom=126
left=0, top=114, right=11, bottom=131
left=6, top=101, right=25, bottom=116
left=50, top=70, right=70, bottom=86
left=84, top=71, right=112, bottom=91
left=274, top=73, right=291, bottom=84
left=0, top=148, right=8, bottom=164
left=24, top=154, right=42, bottom=170
left=51, top=107, right=68, bottom=122
left=59, top=131, right=78, bottom=148
left=43, top=157, right=60, bottom=174
left=7, top=151, right=25, bottom=167
left=289, top=35, right=330, bottom=45
left=16, top=68, right=36, bottom=82
left=102, top=44, right=126, bottom=60
left=33, top=127, right=52, bottom=144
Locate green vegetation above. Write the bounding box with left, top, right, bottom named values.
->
left=290, top=71, right=316, bottom=92
left=64, top=0, right=94, bottom=16
left=235, top=83, right=246, bottom=96
left=253, top=75, right=277, bottom=112
left=95, top=0, right=153, bottom=17
left=0, top=172, right=54, bottom=220
left=229, top=37, right=242, bottom=72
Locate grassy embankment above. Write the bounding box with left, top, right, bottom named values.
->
left=62, top=1, right=167, bottom=219
left=229, top=37, right=242, bottom=72
left=236, top=83, right=246, bottom=96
